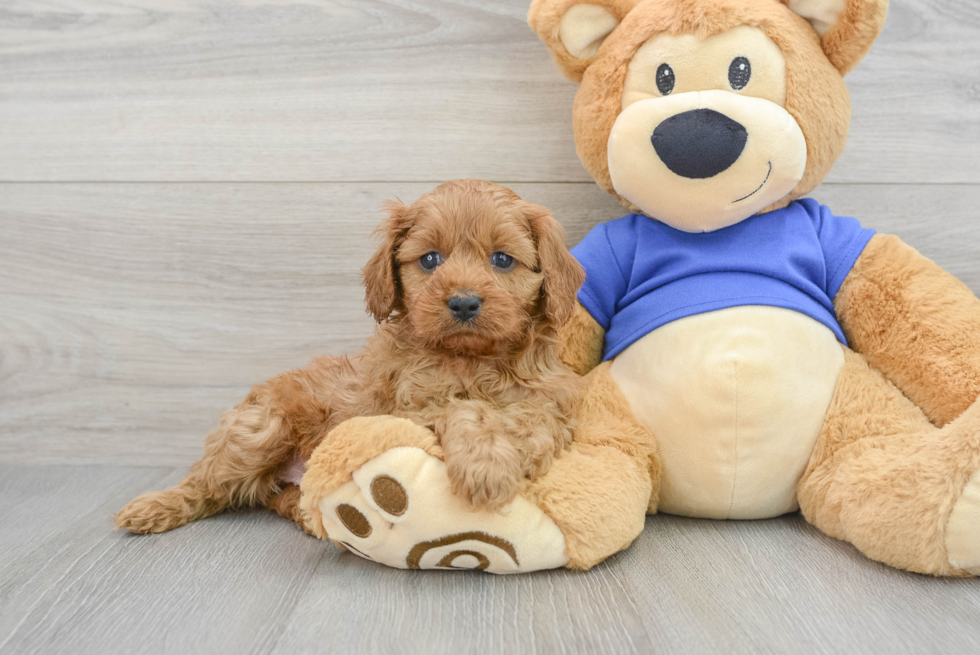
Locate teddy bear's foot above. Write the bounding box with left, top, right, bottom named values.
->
left=799, top=350, right=980, bottom=576
left=300, top=417, right=568, bottom=574
left=947, top=467, right=980, bottom=575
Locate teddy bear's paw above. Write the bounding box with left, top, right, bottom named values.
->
left=314, top=446, right=568, bottom=574
left=946, top=467, right=980, bottom=575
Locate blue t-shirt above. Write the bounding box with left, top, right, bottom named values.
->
left=572, top=198, right=875, bottom=361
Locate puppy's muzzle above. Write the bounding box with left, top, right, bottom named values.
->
left=447, top=293, right=482, bottom=323
left=652, top=108, right=748, bottom=179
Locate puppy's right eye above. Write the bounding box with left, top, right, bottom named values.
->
left=419, top=252, right=442, bottom=272
left=491, top=252, right=515, bottom=271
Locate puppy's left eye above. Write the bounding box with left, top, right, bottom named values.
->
left=491, top=252, right=515, bottom=271
left=419, top=251, right=442, bottom=272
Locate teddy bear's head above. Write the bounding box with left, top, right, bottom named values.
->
left=529, top=0, right=888, bottom=232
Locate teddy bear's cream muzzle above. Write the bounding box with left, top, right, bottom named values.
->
left=607, top=90, right=807, bottom=233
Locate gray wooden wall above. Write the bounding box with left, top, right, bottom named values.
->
left=1, top=0, right=979, bottom=467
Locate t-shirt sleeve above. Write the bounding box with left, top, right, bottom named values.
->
left=570, top=222, right=630, bottom=330
left=805, top=199, right=876, bottom=299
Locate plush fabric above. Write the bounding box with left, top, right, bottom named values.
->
left=946, top=468, right=980, bottom=574
left=311, top=442, right=569, bottom=573
left=524, top=362, right=659, bottom=567
left=572, top=199, right=875, bottom=359
left=798, top=348, right=980, bottom=576
left=622, top=26, right=788, bottom=108
left=610, top=306, right=844, bottom=518
left=301, top=365, right=657, bottom=571
left=528, top=0, right=642, bottom=81
left=836, top=234, right=980, bottom=427
left=607, top=87, right=809, bottom=230
left=783, top=0, right=890, bottom=74
left=558, top=3, right=621, bottom=60
left=296, top=0, right=979, bottom=578
left=558, top=302, right=605, bottom=375
left=555, top=0, right=852, bottom=215
left=299, top=416, right=444, bottom=541
left=517, top=0, right=980, bottom=578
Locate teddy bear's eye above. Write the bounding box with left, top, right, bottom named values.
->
left=656, top=63, right=675, bottom=96
left=728, top=56, right=751, bottom=91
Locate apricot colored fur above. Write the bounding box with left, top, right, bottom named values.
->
left=116, top=179, right=585, bottom=533
left=298, top=368, right=661, bottom=569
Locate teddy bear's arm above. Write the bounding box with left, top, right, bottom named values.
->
left=559, top=301, right=605, bottom=375
left=835, top=234, right=980, bottom=426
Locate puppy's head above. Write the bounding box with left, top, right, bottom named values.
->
left=362, top=179, right=584, bottom=355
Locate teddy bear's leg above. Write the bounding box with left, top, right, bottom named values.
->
left=523, top=362, right=660, bottom=570
left=300, top=415, right=571, bottom=573
left=300, top=364, right=659, bottom=572
left=797, top=348, right=980, bottom=576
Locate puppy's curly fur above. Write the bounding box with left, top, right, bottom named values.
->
left=116, top=179, right=585, bottom=533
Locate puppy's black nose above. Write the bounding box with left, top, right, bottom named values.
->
left=447, top=294, right=481, bottom=322
left=651, top=108, right=748, bottom=179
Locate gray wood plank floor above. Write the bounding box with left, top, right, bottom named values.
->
left=2, top=466, right=979, bottom=655
left=2, top=0, right=979, bottom=652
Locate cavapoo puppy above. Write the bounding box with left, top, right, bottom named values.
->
left=117, top=179, right=585, bottom=534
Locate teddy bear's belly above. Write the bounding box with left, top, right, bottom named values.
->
left=609, top=305, right=845, bottom=519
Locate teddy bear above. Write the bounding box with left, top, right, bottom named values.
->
left=297, top=0, right=980, bottom=576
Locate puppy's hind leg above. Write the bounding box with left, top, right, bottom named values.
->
left=116, top=398, right=294, bottom=534
left=117, top=355, right=356, bottom=534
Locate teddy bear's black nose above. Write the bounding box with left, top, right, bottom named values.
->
left=651, top=109, right=748, bottom=179
left=447, top=294, right=482, bottom=322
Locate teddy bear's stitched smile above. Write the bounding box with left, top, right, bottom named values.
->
left=732, top=161, right=773, bottom=204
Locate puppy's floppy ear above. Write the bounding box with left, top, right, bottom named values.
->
left=528, top=0, right=638, bottom=82
left=525, top=203, right=585, bottom=328
left=362, top=200, right=412, bottom=322
left=783, top=0, right=888, bottom=75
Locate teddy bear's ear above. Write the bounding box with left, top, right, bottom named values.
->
left=528, top=0, right=638, bottom=82
left=784, top=0, right=889, bottom=75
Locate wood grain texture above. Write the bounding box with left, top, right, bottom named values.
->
left=0, top=181, right=621, bottom=465
left=2, top=467, right=977, bottom=655
left=0, top=0, right=978, bottom=183
left=1, top=181, right=978, bottom=466
left=0, top=466, right=326, bottom=655
left=275, top=514, right=980, bottom=654
left=623, top=514, right=980, bottom=654
left=1, top=0, right=979, bottom=650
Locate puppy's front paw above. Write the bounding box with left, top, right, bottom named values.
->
left=447, top=459, right=522, bottom=512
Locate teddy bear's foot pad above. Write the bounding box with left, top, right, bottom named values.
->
left=947, top=467, right=980, bottom=575
left=315, top=447, right=568, bottom=574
